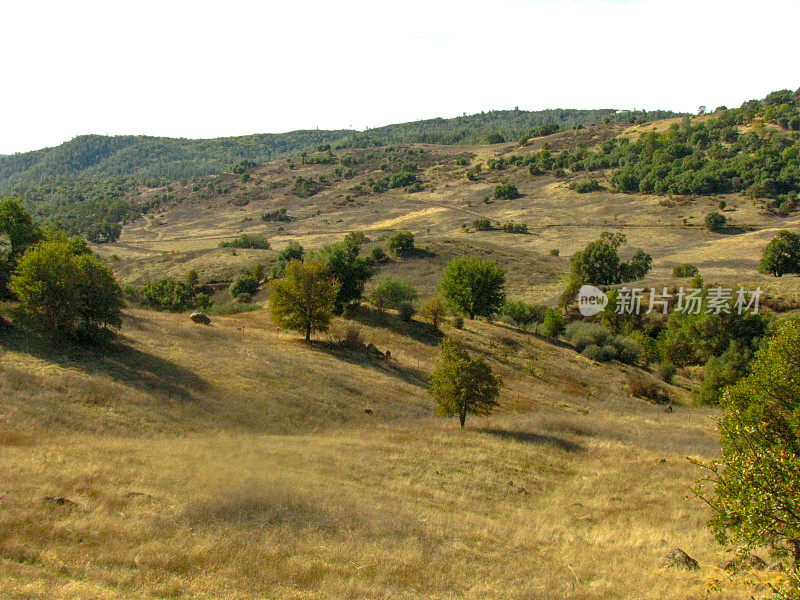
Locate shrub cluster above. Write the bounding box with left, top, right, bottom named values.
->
left=220, top=234, right=271, bottom=249
left=564, top=322, right=641, bottom=364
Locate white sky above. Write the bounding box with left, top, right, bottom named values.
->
left=1, top=0, right=798, bottom=155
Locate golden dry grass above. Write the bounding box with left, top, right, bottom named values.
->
left=0, top=306, right=783, bottom=599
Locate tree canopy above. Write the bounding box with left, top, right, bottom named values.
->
left=759, top=231, right=800, bottom=277
left=269, top=259, right=339, bottom=341
left=439, top=257, right=506, bottom=320
left=11, top=240, right=123, bottom=342
left=429, top=337, right=501, bottom=428
left=697, top=319, right=800, bottom=594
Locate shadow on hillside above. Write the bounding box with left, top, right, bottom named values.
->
left=494, top=322, right=576, bottom=350
left=0, top=325, right=208, bottom=401
left=477, top=427, right=584, bottom=452
left=308, top=340, right=428, bottom=389
left=719, top=225, right=757, bottom=235
left=348, top=306, right=444, bottom=346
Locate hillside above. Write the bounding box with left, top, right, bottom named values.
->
left=2, top=90, right=799, bottom=599
left=0, top=107, right=685, bottom=242
left=1, top=303, right=772, bottom=600
left=0, top=109, right=680, bottom=185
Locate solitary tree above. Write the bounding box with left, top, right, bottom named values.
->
left=11, top=241, right=123, bottom=342
left=695, top=319, right=800, bottom=594
left=270, top=259, right=339, bottom=341
left=429, top=337, right=501, bottom=427
left=759, top=231, right=800, bottom=277
left=439, top=256, right=506, bottom=319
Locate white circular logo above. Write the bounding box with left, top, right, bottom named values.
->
left=578, top=285, right=608, bottom=316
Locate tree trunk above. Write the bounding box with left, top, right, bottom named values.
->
left=459, top=407, right=467, bottom=428
left=792, top=539, right=800, bottom=569
left=305, top=326, right=311, bottom=342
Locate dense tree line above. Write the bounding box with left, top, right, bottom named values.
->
left=557, top=89, right=800, bottom=210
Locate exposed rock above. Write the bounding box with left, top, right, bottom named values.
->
left=190, top=312, right=211, bottom=325
left=722, top=554, right=767, bottom=572
left=665, top=548, right=700, bottom=570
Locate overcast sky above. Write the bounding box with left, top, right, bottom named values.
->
left=1, top=0, right=798, bottom=155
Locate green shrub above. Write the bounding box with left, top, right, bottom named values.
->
left=261, top=208, right=292, bottom=222
left=565, top=322, right=612, bottom=351
left=229, top=274, right=259, bottom=297
left=11, top=240, right=123, bottom=342
left=272, top=241, right=305, bottom=279
left=609, top=335, right=642, bottom=365
left=494, top=183, right=521, bottom=200
left=501, top=222, right=528, bottom=234
left=705, top=211, right=727, bottom=233
left=453, top=315, right=464, bottom=329
left=570, top=179, right=602, bottom=193
left=540, top=308, right=566, bottom=337
left=582, top=343, right=616, bottom=362
left=693, top=344, right=753, bottom=405
left=759, top=230, right=800, bottom=277
left=657, top=362, right=677, bottom=383
left=142, top=277, right=197, bottom=312
left=387, top=231, right=415, bottom=257
left=220, top=234, right=271, bottom=249
left=672, top=263, right=699, bottom=278
left=501, top=300, right=545, bottom=329
left=473, top=219, right=493, bottom=231
left=368, top=276, right=418, bottom=314
left=370, top=246, right=388, bottom=263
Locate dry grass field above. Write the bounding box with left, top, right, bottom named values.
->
left=2, top=118, right=798, bottom=598
left=0, top=308, right=783, bottom=599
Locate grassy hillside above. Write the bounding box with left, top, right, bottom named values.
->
left=0, top=304, right=776, bottom=599
left=0, top=108, right=683, bottom=242
left=2, top=92, right=798, bottom=599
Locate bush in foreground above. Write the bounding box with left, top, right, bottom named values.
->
left=11, top=241, right=123, bottom=342
left=696, top=320, right=800, bottom=597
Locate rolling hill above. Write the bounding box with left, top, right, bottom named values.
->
left=1, top=90, right=799, bottom=599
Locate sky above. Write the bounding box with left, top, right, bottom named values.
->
left=1, top=0, right=799, bottom=155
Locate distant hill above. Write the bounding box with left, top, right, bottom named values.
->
left=0, top=106, right=685, bottom=242
left=0, top=131, right=353, bottom=184
left=363, top=108, right=681, bottom=146
left=0, top=108, right=681, bottom=185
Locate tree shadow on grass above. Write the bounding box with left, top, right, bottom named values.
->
left=0, top=324, right=208, bottom=401
left=477, top=427, right=584, bottom=452
left=347, top=305, right=444, bottom=346
left=308, top=340, right=429, bottom=389
left=719, top=225, right=757, bottom=235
